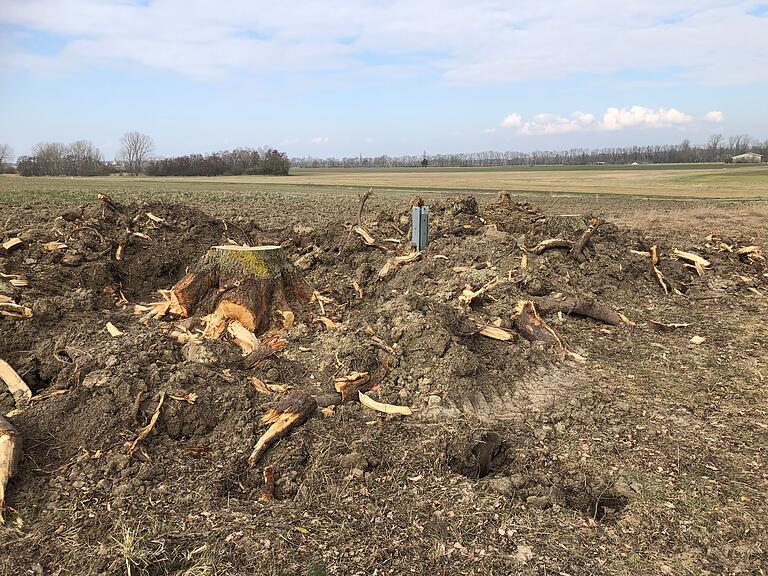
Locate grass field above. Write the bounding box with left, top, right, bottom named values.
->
left=2, top=164, right=768, bottom=205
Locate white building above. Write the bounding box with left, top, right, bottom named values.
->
left=732, top=152, right=763, bottom=163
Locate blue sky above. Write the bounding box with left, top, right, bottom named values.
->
left=1, top=0, right=767, bottom=159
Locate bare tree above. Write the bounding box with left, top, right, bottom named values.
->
left=0, top=144, right=14, bottom=167
left=119, top=132, right=154, bottom=175
left=707, top=134, right=722, bottom=162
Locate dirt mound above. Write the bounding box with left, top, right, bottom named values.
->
left=1, top=193, right=767, bottom=574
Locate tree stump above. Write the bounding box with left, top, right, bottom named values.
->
left=168, top=245, right=311, bottom=337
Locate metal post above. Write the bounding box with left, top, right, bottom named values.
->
left=411, top=206, right=429, bottom=251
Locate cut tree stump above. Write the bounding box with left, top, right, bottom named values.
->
left=163, top=245, right=311, bottom=337
left=0, top=415, right=21, bottom=522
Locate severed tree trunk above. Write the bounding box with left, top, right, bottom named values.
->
left=167, top=245, right=311, bottom=337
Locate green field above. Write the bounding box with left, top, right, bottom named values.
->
left=1, top=164, right=768, bottom=206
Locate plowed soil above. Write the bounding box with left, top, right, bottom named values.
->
left=1, top=191, right=767, bottom=575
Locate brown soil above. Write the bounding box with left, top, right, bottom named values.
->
left=1, top=193, right=767, bottom=575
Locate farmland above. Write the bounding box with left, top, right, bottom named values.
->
left=2, top=163, right=768, bottom=206
left=1, top=167, right=767, bottom=575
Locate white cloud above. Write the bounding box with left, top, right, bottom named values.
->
left=510, top=106, right=696, bottom=136
left=0, top=1, right=766, bottom=85
left=311, top=136, right=329, bottom=144
left=520, top=112, right=595, bottom=135
left=599, top=106, right=692, bottom=130
left=500, top=114, right=522, bottom=128
left=704, top=110, right=724, bottom=123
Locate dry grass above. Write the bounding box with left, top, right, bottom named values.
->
left=616, top=203, right=768, bottom=243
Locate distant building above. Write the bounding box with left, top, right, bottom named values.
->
left=732, top=152, right=763, bottom=163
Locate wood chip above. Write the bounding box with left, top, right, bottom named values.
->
left=146, top=212, right=166, bottom=224
left=358, top=391, right=412, bottom=416
left=351, top=280, right=363, bottom=299
left=646, top=320, right=691, bottom=331
left=227, top=320, right=259, bottom=354
left=690, top=335, right=706, bottom=345
left=279, top=310, right=295, bottom=329
left=169, top=391, right=198, bottom=404
left=458, top=277, right=499, bottom=305
left=0, top=302, right=32, bottom=319
left=1, top=238, right=22, bottom=252
left=378, top=251, right=421, bottom=278
left=250, top=377, right=288, bottom=395
left=9, top=279, right=28, bottom=288
left=673, top=249, right=711, bottom=269
left=477, top=324, right=514, bottom=341
left=42, top=241, right=68, bottom=252
left=314, top=316, right=341, bottom=329
left=106, top=322, right=124, bottom=337
left=354, top=226, right=376, bottom=245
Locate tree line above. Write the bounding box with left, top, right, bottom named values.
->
left=291, top=135, right=766, bottom=168
left=1, top=132, right=290, bottom=177
left=145, top=148, right=290, bottom=176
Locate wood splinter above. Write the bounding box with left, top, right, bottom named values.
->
left=258, top=465, right=277, bottom=502
left=0, top=359, right=32, bottom=405
left=249, top=390, right=317, bottom=467
left=0, top=415, right=22, bottom=523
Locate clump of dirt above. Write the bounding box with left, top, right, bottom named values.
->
left=1, top=193, right=767, bottom=575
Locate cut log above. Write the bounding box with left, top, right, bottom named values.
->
left=0, top=415, right=22, bottom=522
left=571, top=218, right=602, bottom=263
left=535, top=295, right=630, bottom=326
left=248, top=390, right=317, bottom=467
left=160, top=245, right=311, bottom=339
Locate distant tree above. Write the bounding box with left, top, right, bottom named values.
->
left=728, top=134, right=751, bottom=155
left=66, top=140, right=108, bottom=176
left=16, top=140, right=108, bottom=176
left=707, top=134, right=723, bottom=162
left=32, top=142, right=67, bottom=175
left=144, top=147, right=290, bottom=177
left=119, top=132, right=154, bottom=175
left=0, top=144, right=13, bottom=166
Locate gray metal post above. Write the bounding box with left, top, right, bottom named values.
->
left=411, top=206, right=429, bottom=251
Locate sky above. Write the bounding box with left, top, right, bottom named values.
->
left=1, top=0, right=767, bottom=159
